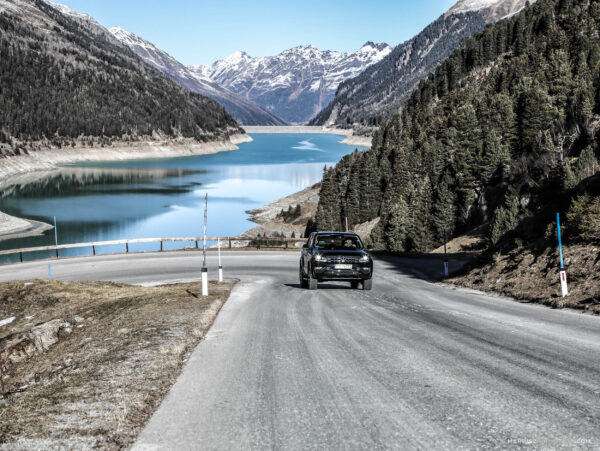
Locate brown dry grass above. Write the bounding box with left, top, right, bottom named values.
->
left=448, top=243, right=600, bottom=313
left=0, top=279, right=235, bottom=449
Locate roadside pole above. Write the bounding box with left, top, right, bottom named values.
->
left=218, top=238, right=223, bottom=282
left=443, top=231, right=449, bottom=277
left=54, top=216, right=59, bottom=258
left=53, top=216, right=58, bottom=247
left=556, top=213, right=568, bottom=297
left=202, top=193, right=208, bottom=296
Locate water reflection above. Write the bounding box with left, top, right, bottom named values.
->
left=0, top=134, right=364, bottom=263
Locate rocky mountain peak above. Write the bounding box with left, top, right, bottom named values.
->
left=191, top=42, right=391, bottom=123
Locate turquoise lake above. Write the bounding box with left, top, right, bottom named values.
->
left=0, top=134, right=364, bottom=263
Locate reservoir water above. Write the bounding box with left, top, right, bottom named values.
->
left=0, top=134, right=363, bottom=263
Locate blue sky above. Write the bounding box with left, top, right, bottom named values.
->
left=58, top=0, right=457, bottom=65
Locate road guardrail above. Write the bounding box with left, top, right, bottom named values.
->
left=0, top=236, right=307, bottom=263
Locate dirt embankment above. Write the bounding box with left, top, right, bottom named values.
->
left=0, top=279, right=236, bottom=449
left=448, top=243, right=600, bottom=313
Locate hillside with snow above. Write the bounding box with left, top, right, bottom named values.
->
left=448, top=0, right=534, bottom=22
left=109, top=27, right=287, bottom=126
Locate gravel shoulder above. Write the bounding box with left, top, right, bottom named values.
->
left=0, top=279, right=236, bottom=449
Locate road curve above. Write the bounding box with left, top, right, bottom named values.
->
left=1, top=251, right=599, bottom=449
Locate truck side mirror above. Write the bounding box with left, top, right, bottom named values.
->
left=302, top=244, right=309, bottom=249
left=366, top=245, right=374, bottom=252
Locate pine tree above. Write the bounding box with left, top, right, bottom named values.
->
left=383, top=197, right=409, bottom=252
left=431, top=171, right=456, bottom=243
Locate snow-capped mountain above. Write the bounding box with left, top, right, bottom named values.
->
left=190, top=43, right=392, bottom=124
left=448, top=0, right=534, bottom=22
left=109, top=27, right=287, bottom=126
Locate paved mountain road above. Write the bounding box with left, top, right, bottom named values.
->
left=1, top=251, right=599, bottom=449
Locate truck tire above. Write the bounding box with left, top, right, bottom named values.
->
left=362, top=278, right=372, bottom=290
left=308, top=268, right=318, bottom=290
left=299, top=264, right=308, bottom=288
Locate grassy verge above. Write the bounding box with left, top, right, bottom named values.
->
left=0, top=279, right=236, bottom=449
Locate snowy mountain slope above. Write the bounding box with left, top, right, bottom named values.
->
left=311, top=0, right=535, bottom=127
left=109, top=27, right=287, bottom=126
left=190, top=43, right=392, bottom=124
left=44, top=1, right=122, bottom=44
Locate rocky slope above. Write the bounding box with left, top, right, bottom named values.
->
left=311, top=0, right=536, bottom=127
left=0, top=0, right=242, bottom=153
left=190, top=43, right=392, bottom=124
left=109, top=27, right=288, bottom=126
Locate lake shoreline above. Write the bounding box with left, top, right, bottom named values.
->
left=242, top=126, right=372, bottom=148
left=0, top=134, right=251, bottom=181
left=0, top=212, right=53, bottom=242
left=0, top=134, right=251, bottom=240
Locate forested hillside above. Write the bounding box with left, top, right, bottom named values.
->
left=0, top=0, right=241, bottom=155
left=315, top=0, right=600, bottom=254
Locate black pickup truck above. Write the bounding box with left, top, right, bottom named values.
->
left=299, top=231, right=373, bottom=290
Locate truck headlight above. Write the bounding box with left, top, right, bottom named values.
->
left=359, top=254, right=369, bottom=263
left=315, top=253, right=324, bottom=262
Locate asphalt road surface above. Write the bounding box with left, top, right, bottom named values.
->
left=1, top=251, right=599, bottom=450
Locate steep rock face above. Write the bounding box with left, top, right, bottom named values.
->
left=190, top=43, right=392, bottom=124
left=110, top=27, right=288, bottom=126
left=311, top=0, right=536, bottom=127
left=0, top=0, right=242, bottom=149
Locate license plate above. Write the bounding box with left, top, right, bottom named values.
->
left=334, top=264, right=353, bottom=270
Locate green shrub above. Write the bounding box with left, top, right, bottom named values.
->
left=567, top=194, right=600, bottom=241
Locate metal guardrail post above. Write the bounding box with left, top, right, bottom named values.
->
left=19, top=252, right=23, bottom=263
left=126, top=242, right=129, bottom=253
left=229, top=237, right=232, bottom=249
left=55, top=248, right=59, bottom=258
left=160, top=241, right=163, bottom=252
left=92, top=245, right=96, bottom=256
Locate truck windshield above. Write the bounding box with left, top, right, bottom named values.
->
left=314, top=234, right=363, bottom=250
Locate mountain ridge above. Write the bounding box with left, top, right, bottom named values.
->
left=190, top=43, right=392, bottom=124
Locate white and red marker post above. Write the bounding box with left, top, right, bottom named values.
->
left=556, top=213, right=568, bottom=297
